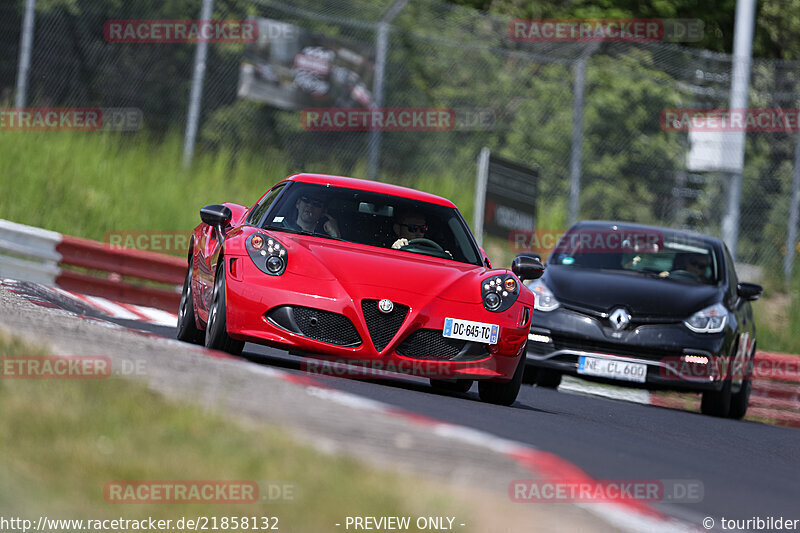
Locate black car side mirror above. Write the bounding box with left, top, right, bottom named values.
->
left=737, top=282, right=763, bottom=301
left=201, top=204, right=232, bottom=228
left=512, top=253, right=545, bottom=281
left=201, top=204, right=233, bottom=241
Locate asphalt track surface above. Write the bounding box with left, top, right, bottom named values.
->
left=105, top=317, right=800, bottom=530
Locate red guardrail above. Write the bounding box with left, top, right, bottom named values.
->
left=55, top=235, right=186, bottom=311
left=651, top=351, right=800, bottom=427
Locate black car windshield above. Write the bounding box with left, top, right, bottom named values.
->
left=549, top=228, right=720, bottom=284
left=260, top=182, right=482, bottom=266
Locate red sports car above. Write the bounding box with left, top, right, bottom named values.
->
left=176, top=173, right=543, bottom=405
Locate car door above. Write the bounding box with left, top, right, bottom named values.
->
left=195, top=223, right=221, bottom=323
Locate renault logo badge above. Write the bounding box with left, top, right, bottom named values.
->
left=378, top=299, right=394, bottom=314
left=609, top=308, right=630, bottom=331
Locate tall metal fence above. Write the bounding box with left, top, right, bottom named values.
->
left=2, top=0, right=800, bottom=286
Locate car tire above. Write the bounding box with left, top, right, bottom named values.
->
left=522, top=365, right=539, bottom=385
left=205, top=259, right=245, bottom=356
left=729, top=351, right=754, bottom=420
left=430, top=379, right=473, bottom=393
left=176, top=263, right=203, bottom=345
left=478, top=347, right=526, bottom=406
left=701, top=357, right=732, bottom=417
left=535, top=368, right=562, bottom=389
left=728, top=377, right=751, bottom=420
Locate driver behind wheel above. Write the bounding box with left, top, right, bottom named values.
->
left=672, top=252, right=710, bottom=282
left=391, top=211, right=428, bottom=249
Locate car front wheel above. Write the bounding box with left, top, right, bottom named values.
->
left=176, top=263, right=203, bottom=344
left=729, top=350, right=755, bottom=419
left=205, top=260, right=245, bottom=355
left=535, top=368, right=562, bottom=389
left=478, top=348, right=526, bottom=406
left=701, top=356, right=733, bottom=417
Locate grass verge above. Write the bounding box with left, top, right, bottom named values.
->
left=0, top=332, right=473, bottom=531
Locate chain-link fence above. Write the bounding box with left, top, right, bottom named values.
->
left=2, top=0, right=800, bottom=286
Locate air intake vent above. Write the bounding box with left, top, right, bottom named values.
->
left=396, top=329, right=466, bottom=360
left=266, top=306, right=361, bottom=347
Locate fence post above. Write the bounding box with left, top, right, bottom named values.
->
left=473, top=147, right=490, bottom=247
left=568, top=43, right=597, bottom=227
left=366, top=0, right=408, bottom=180
left=567, top=55, right=587, bottom=226
left=721, top=0, right=757, bottom=260
left=784, top=132, right=800, bottom=288
left=182, top=0, right=215, bottom=168
left=14, top=0, right=37, bottom=108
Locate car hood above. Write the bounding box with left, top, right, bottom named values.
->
left=280, top=234, right=487, bottom=302
left=545, top=265, right=721, bottom=317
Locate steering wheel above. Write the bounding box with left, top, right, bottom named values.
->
left=669, top=269, right=700, bottom=282
left=404, top=238, right=444, bottom=251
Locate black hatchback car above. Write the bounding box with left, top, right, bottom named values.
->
left=524, top=221, right=763, bottom=418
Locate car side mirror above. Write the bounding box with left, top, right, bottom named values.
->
left=201, top=204, right=232, bottom=228
left=737, top=282, right=763, bottom=301
left=201, top=204, right=233, bottom=241
left=512, top=253, right=544, bottom=281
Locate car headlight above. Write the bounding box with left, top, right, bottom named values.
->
left=526, top=279, right=560, bottom=312
left=482, top=274, right=520, bottom=312
left=684, top=303, right=727, bottom=333
left=246, top=233, right=287, bottom=276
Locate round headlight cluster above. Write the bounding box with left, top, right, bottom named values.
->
left=247, top=233, right=287, bottom=276
left=482, top=274, right=520, bottom=312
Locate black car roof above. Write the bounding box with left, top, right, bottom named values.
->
left=570, top=220, right=723, bottom=249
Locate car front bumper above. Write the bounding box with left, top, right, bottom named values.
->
left=526, top=306, right=730, bottom=392
left=224, top=256, right=529, bottom=381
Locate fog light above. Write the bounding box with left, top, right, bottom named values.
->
left=683, top=355, right=709, bottom=364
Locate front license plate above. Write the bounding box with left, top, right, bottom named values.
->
left=443, top=317, right=499, bottom=344
left=578, top=356, right=647, bottom=383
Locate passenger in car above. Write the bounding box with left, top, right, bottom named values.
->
left=286, top=193, right=341, bottom=238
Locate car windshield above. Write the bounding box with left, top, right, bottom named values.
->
left=260, top=182, right=482, bottom=266
left=549, top=228, right=720, bottom=285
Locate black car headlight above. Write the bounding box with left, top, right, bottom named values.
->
left=684, top=303, right=727, bottom=333
left=246, top=233, right=287, bottom=276
left=482, top=274, right=520, bottom=312
left=526, top=278, right=560, bottom=312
